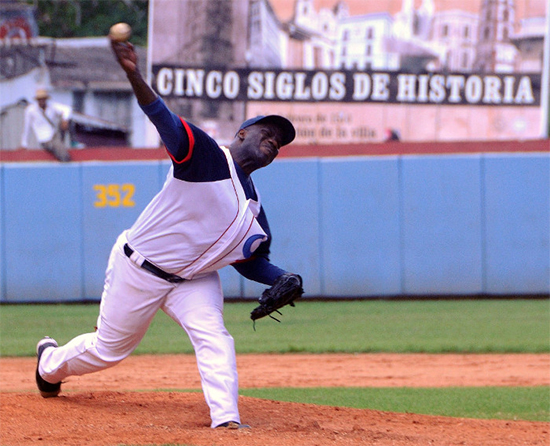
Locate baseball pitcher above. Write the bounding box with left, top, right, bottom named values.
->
left=34, top=37, right=303, bottom=430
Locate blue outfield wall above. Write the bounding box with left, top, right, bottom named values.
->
left=0, top=153, right=548, bottom=302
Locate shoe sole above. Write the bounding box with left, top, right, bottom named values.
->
left=36, top=337, right=61, bottom=398
left=216, top=421, right=251, bottom=429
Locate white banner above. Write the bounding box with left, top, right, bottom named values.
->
left=148, top=0, right=548, bottom=144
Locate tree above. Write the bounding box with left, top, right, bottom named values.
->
left=26, top=0, right=149, bottom=46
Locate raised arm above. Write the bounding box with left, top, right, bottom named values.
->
left=110, top=40, right=157, bottom=106
left=110, top=38, right=191, bottom=157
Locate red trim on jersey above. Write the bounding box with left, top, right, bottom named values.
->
left=167, top=117, right=195, bottom=164
left=175, top=171, right=252, bottom=276
left=196, top=217, right=257, bottom=273
left=232, top=255, right=256, bottom=264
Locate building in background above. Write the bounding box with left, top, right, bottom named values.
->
left=45, top=38, right=147, bottom=147
left=430, top=9, right=479, bottom=72
left=277, top=0, right=541, bottom=75
left=285, top=0, right=340, bottom=69
left=248, top=0, right=288, bottom=68
left=511, top=15, right=547, bottom=72
left=0, top=2, right=146, bottom=150
left=0, top=0, right=38, bottom=39
left=150, top=0, right=251, bottom=143
left=473, top=0, right=518, bottom=72
left=4, top=0, right=545, bottom=148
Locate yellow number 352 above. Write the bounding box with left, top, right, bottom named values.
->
left=93, top=184, right=136, bottom=207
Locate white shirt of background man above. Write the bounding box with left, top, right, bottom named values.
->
left=21, top=102, right=72, bottom=148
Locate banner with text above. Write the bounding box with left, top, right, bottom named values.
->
left=149, top=0, right=547, bottom=143
left=153, top=67, right=541, bottom=107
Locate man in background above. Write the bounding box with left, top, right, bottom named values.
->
left=383, top=128, right=401, bottom=142
left=21, top=88, right=72, bottom=162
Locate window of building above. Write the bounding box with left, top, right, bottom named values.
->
left=94, top=91, right=132, bottom=129
left=441, top=24, right=449, bottom=37
left=328, top=50, right=334, bottom=67
left=72, top=91, right=84, bottom=114
left=461, top=51, right=469, bottom=69
left=502, top=27, right=508, bottom=39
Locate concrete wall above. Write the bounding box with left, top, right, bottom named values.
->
left=1, top=153, right=548, bottom=302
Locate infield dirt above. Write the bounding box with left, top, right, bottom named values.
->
left=1, top=353, right=549, bottom=446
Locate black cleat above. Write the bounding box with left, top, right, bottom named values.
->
left=216, top=421, right=251, bottom=429
left=35, top=337, right=61, bottom=398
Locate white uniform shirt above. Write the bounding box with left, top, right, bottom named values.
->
left=127, top=147, right=268, bottom=279
left=21, top=102, right=72, bottom=147
left=128, top=97, right=283, bottom=284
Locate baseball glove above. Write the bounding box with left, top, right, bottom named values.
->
left=250, top=273, right=304, bottom=323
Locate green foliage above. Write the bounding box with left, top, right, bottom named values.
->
left=26, top=0, right=149, bottom=46
left=0, top=300, right=548, bottom=356
left=239, top=386, right=550, bottom=422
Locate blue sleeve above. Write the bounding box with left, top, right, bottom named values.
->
left=140, top=97, right=188, bottom=159
left=141, top=97, right=230, bottom=182
left=232, top=257, right=287, bottom=286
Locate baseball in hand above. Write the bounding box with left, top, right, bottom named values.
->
left=109, top=22, right=132, bottom=42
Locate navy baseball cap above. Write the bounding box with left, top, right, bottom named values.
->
left=237, top=115, right=296, bottom=147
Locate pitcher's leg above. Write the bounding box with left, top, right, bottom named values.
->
left=39, top=239, right=170, bottom=384
left=162, top=272, right=240, bottom=428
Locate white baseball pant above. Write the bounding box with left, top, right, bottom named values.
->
left=38, top=232, right=240, bottom=427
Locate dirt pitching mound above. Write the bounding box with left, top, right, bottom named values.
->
left=1, top=353, right=548, bottom=446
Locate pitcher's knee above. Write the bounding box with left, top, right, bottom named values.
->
left=94, top=337, right=138, bottom=366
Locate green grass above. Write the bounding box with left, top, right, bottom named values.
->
left=1, top=300, right=548, bottom=356
left=1, top=300, right=548, bottom=422
left=127, top=387, right=549, bottom=422
left=239, top=386, right=550, bottom=422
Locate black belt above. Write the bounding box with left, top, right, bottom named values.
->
left=123, top=244, right=185, bottom=283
